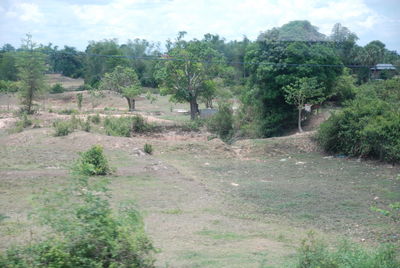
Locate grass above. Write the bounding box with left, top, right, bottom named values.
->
left=1, top=79, right=399, bottom=267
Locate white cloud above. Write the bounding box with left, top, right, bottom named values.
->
left=5, top=2, right=44, bottom=23
left=0, top=0, right=399, bottom=51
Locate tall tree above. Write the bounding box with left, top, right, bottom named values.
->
left=16, top=34, right=47, bottom=114
left=99, top=66, right=141, bottom=111
left=156, top=39, right=225, bottom=119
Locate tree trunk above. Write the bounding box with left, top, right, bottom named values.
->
left=126, top=97, right=136, bottom=111
left=189, top=99, right=199, bottom=120
left=298, top=107, right=303, bottom=133
left=126, top=97, right=131, bottom=111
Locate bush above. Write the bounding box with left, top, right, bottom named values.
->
left=50, top=83, right=65, bottom=94
left=207, top=102, right=234, bottom=142
left=317, top=78, right=400, bottom=162
left=53, top=120, right=72, bottom=136
left=90, top=113, right=101, bottom=124
left=0, top=177, right=155, bottom=268
left=104, top=115, right=154, bottom=137
left=58, top=108, right=78, bottom=115
left=296, top=232, right=399, bottom=268
left=144, top=144, right=153, bottom=154
left=180, top=119, right=203, bottom=132
left=75, top=145, right=111, bottom=176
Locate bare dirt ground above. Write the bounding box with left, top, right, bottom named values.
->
left=1, top=75, right=399, bottom=267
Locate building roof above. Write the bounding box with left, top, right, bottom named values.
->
left=371, top=63, right=396, bottom=70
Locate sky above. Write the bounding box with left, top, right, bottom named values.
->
left=1, top=0, right=399, bottom=52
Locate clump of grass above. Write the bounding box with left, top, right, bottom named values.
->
left=295, top=231, right=399, bottom=268
left=53, top=120, right=73, bottom=136
left=58, top=108, right=78, bottom=115
left=144, top=143, right=153, bottom=154
left=90, top=113, right=101, bottom=124
left=103, top=115, right=156, bottom=137
left=50, top=83, right=65, bottom=94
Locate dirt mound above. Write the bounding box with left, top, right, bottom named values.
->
left=234, top=131, right=319, bottom=158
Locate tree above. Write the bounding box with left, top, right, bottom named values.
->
left=244, top=37, right=341, bottom=136
left=157, top=39, right=225, bottom=120
left=84, top=39, right=128, bottom=87
left=258, top=20, right=326, bottom=42
left=283, top=77, right=325, bottom=132
left=16, top=34, right=47, bottom=114
left=99, top=66, right=141, bottom=111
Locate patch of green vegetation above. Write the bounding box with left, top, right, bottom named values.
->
left=295, top=232, right=399, bottom=268
left=58, top=108, right=78, bottom=115
left=161, top=209, right=183, bottom=215
left=196, top=229, right=246, bottom=240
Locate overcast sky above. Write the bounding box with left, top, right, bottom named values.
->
left=1, top=0, right=399, bottom=52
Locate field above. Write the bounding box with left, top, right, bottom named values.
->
left=0, top=75, right=399, bottom=267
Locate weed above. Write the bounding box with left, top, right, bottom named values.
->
left=296, top=231, right=399, bottom=268
left=49, top=83, right=65, bottom=94
left=104, top=115, right=155, bottom=137
left=58, top=108, right=78, bottom=115
left=90, top=113, right=101, bottom=124
left=144, top=143, right=153, bottom=155
left=53, top=120, right=72, bottom=136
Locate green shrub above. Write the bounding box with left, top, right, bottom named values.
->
left=50, top=83, right=65, bottom=94
left=53, top=120, right=72, bottom=136
left=81, top=119, right=91, bottom=132
left=180, top=119, right=203, bottom=132
left=58, top=108, right=78, bottom=115
left=207, top=102, right=234, bottom=142
left=317, top=78, right=400, bottom=162
left=296, top=232, right=399, bottom=268
left=104, top=115, right=154, bottom=137
left=0, top=177, right=155, bottom=268
left=90, top=113, right=101, bottom=124
left=144, top=144, right=153, bottom=154
left=75, top=145, right=110, bottom=176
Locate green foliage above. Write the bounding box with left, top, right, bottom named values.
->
left=50, top=83, right=65, bottom=94
left=75, top=145, right=111, bottom=176
left=0, top=176, right=155, bottom=268
left=207, top=102, right=234, bottom=142
left=16, top=34, right=47, bottom=114
left=90, top=113, right=101, bottom=124
left=244, top=33, right=342, bottom=137
left=53, top=120, right=73, bottom=136
left=76, top=93, right=83, bottom=109
left=99, top=66, right=141, bottom=111
left=144, top=143, right=153, bottom=155
left=0, top=51, right=18, bottom=81
left=331, top=68, right=357, bottom=103
left=258, top=20, right=326, bottom=42
left=284, top=77, right=325, bottom=132
left=296, top=232, right=399, bottom=268
left=58, top=108, right=78, bottom=115
left=370, top=202, right=400, bottom=222
left=0, top=80, right=20, bottom=93
left=180, top=119, right=204, bottom=132
left=84, top=39, right=129, bottom=87
left=156, top=37, right=226, bottom=119
left=317, top=78, right=400, bottom=162
left=103, top=115, right=154, bottom=137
